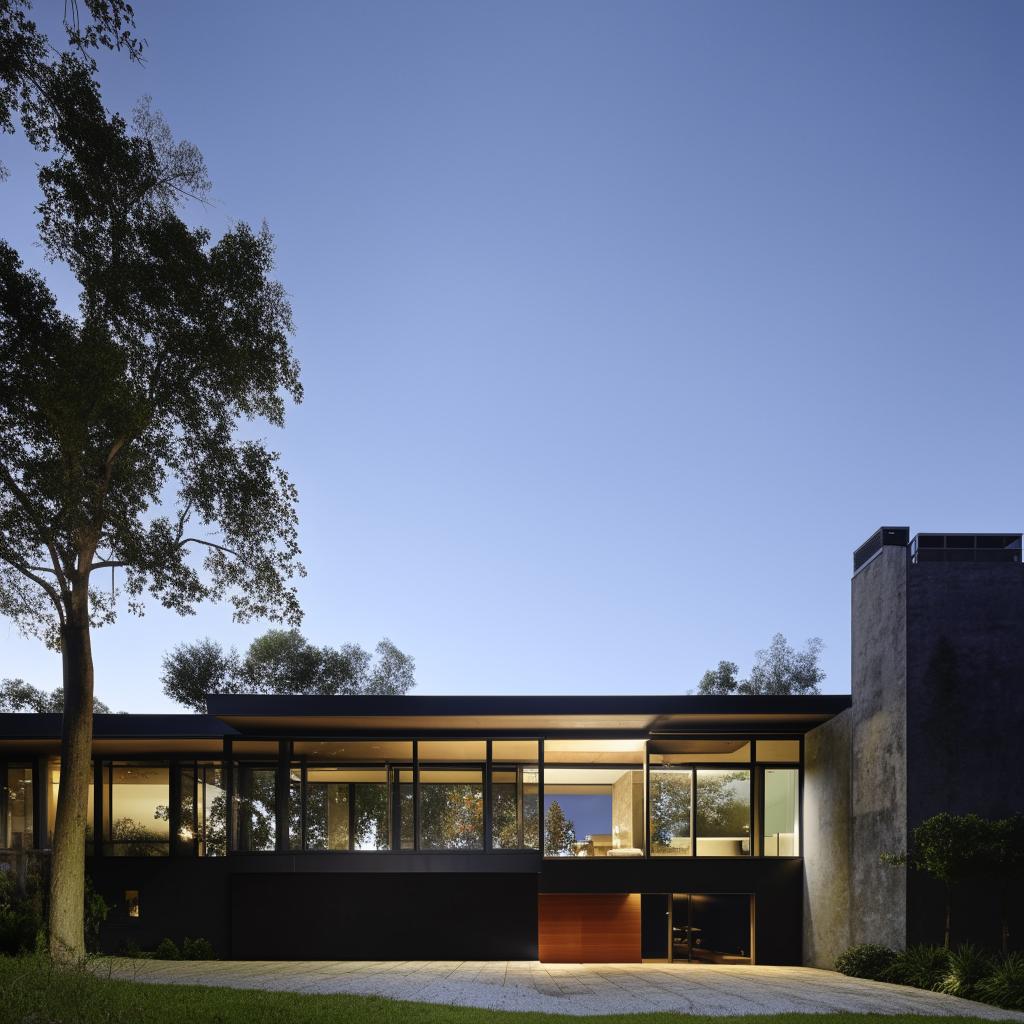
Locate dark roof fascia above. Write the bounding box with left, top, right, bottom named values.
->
left=205, top=693, right=853, bottom=718
left=0, top=713, right=236, bottom=741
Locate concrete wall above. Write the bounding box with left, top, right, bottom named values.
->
left=848, top=544, right=908, bottom=949
left=904, top=560, right=1024, bottom=947
left=802, top=709, right=852, bottom=967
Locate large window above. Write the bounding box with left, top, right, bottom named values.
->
left=3, top=766, right=33, bottom=850
left=695, top=769, right=751, bottom=856
left=763, top=767, right=799, bottom=856
left=234, top=764, right=276, bottom=853
left=177, top=762, right=227, bottom=856
left=105, top=763, right=170, bottom=856
left=543, top=740, right=645, bottom=857
left=491, top=766, right=539, bottom=850
left=303, top=768, right=389, bottom=850
left=649, top=767, right=691, bottom=856
left=419, top=769, right=484, bottom=850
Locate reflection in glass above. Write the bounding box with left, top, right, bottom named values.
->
left=763, top=767, right=799, bottom=856
left=419, top=769, right=483, bottom=850
left=695, top=769, right=750, bottom=856
left=305, top=769, right=350, bottom=850
left=491, top=765, right=539, bottom=850
left=650, top=768, right=691, bottom=855
left=543, top=768, right=642, bottom=857
left=4, top=766, right=33, bottom=850
left=235, top=765, right=276, bottom=853
left=107, top=763, right=170, bottom=856
left=397, top=768, right=414, bottom=850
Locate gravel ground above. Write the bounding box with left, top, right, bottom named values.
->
left=94, top=959, right=1024, bottom=1019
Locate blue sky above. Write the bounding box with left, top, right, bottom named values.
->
left=2, top=1, right=1022, bottom=711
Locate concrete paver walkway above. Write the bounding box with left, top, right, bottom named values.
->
left=95, top=959, right=1024, bottom=1018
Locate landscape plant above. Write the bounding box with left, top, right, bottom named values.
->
left=936, top=945, right=993, bottom=1000
left=833, top=943, right=898, bottom=981
left=882, top=813, right=989, bottom=948
left=881, top=945, right=950, bottom=990
left=975, top=951, right=1024, bottom=1012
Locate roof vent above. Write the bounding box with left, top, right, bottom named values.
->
left=853, top=527, right=910, bottom=573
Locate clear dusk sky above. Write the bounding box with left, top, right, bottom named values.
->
left=2, top=1, right=1022, bottom=711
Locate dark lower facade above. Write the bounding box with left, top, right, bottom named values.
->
left=85, top=853, right=802, bottom=963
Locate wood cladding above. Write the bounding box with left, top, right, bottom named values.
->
left=537, top=893, right=641, bottom=963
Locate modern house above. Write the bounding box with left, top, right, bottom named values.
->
left=1, top=527, right=1022, bottom=964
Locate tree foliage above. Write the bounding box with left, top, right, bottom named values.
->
left=696, top=634, right=825, bottom=695
left=882, top=812, right=991, bottom=949
left=543, top=799, right=576, bottom=856
left=0, top=677, right=110, bottom=712
left=160, top=630, right=416, bottom=712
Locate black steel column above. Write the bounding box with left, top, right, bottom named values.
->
left=275, top=740, right=291, bottom=852
left=223, top=737, right=235, bottom=853
left=483, top=740, right=492, bottom=852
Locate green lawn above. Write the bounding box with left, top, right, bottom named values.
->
left=0, top=956, right=1017, bottom=1024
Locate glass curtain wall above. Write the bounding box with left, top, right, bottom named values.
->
left=762, top=767, right=799, bottom=856
left=491, top=740, right=539, bottom=850
left=3, top=766, right=33, bottom=849
left=177, top=762, right=227, bottom=856
left=418, top=741, right=485, bottom=850
left=291, top=740, right=411, bottom=851
left=105, top=763, right=171, bottom=856
left=542, top=740, right=645, bottom=857
left=649, top=742, right=752, bottom=857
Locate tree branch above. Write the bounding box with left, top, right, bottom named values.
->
left=0, top=547, right=66, bottom=625
left=0, top=460, right=69, bottom=596
left=178, top=537, right=239, bottom=558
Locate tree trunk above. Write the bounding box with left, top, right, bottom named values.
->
left=48, top=591, right=94, bottom=961
left=944, top=886, right=951, bottom=950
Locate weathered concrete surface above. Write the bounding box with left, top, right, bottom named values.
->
left=905, top=560, right=1024, bottom=947
left=849, top=544, right=908, bottom=950
left=802, top=709, right=852, bottom=968
left=94, top=958, right=1024, bottom=1018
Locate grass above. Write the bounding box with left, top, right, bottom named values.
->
left=0, top=955, right=1020, bottom=1024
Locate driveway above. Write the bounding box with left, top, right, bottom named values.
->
left=96, top=959, right=1023, bottom=1018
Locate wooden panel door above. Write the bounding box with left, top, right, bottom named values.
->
left=538, top=893, right=641, bottom=962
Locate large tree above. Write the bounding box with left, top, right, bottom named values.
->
left=160, top=630, right=416, bottom=712
left=0, top=60, right=302, bottom=959
left=696, top=634, right=825, bottom=695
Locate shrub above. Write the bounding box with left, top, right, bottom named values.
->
left=153, top=937, right=180, bottom=960
left=0, top=869, right=44, bottom=955
left=181, top=936, right=216, bottom=960
left=834, top=943, right=898, bottom=980
left=85, top=877, right=111, bottom=953
left=937, top=944, right=993, bottom=999
left=884, top=944, right=951, bottom=989
left=976, top=952, right=1024, bottom=1012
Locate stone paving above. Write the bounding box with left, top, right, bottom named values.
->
left=94, top=958, right=1024, bottom=1018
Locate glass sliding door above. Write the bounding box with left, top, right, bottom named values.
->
left=671, top=893, right=752, bottom=964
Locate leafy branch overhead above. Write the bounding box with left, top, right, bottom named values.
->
left=0, top=64, right=304, bottom=645
left=696, top=634, right=825, bottom=695
left=161, top=630, right=416, bottom=713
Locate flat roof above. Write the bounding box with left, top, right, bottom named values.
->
left=206, top=694, right=851, bottom=736
left=0, top=695, right=852, bottom=746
